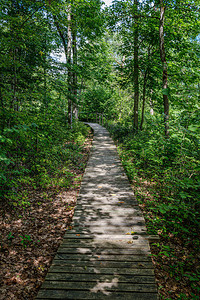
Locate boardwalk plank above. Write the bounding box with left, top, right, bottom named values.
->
left=48, top=265, right=155, bottom=275
left=41, top=281, right=157, bottom=292
left=54, top=253, right=152, bottom=262
left=51, top=260, right=154, bottom=269
left=59, top=242, right=150, bottom=250
left=57, top=247, right=151, bottom=255
left=45, top=273, right=156, bottom=284
left=37, top=290, right=158, bottom=300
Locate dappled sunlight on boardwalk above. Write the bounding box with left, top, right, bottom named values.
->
left=36, top=123, right=158, bottom=300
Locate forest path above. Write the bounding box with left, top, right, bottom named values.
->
left=36, top=123, right=158, bottom=299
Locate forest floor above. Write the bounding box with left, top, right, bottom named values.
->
left=0, top=134, right=93, bottom=300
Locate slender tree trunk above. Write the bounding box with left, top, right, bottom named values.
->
left=150, top=89, right=154, bottom=115
left=133, top=0, right=139, bottom=129
left=67, top=4, right=72, bottom=125
left=140, top=69, right=148, bottom=130
left=12, top=48, right=18, bottom=112
left=72, top=17, right=78, bottom=119
left=0, top=78, right=5, bottom=133
left=53, top=17, right=68, bottom=55
left=140, top=46, right=152, bottom=129
left=43, top=14, right=48, bottom=112
left=53, top=3, right=73, bottom=126
left=52, top=15, right=70, bottom=124
left=159, top=0, right=169, bottom=137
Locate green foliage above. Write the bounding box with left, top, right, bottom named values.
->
left=107, top=116, right=200, bottom=239
left=0, top=116, right=90, bottom=202
left=0, top=0, right=95, bottom=203
left=19, top=234, right=32, bottom=248
left=7, top=232, right=14, bottom=243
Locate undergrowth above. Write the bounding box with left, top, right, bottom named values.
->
left=0, top=116, right=91, bottom=206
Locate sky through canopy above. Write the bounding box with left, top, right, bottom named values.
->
left=103, top=0, right=113, bottom=6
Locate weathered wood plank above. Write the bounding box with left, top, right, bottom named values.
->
left=41, top=280, right=157, bottom=293
left=73, top=217, right=144, bottom=223
left=59, top=243, right=151, bottom=252
left=74, top=203, right=140, bottom=208
left=37, top=289, right=158, bottom=300
left=70, top=220, right=146, bottom=227
left=71, top=225, right=147, bottom=233
left=63, top=232, right=148, bottom=238
left=62, top=235, right=148, bottom=243
left=66, top=228, right=148, bottom=235
left=60, top=236, right=148, bottom=243
left=60, top=242, right=149, bottom=250
left=55, top=253, right=152, bottom=262
left=63, top=234, right=148, bottom=241
left=52, top=260, right=153, bottom=269
left=57, top=247, right=151, bottom=255
left=74, top=207, right=141, bottom=213
left=48, top=265, right=155, bottom=275
left=45, top=273, right=156, bottom=284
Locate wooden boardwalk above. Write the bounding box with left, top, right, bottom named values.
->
left=36, top=123, right=158, bottom=299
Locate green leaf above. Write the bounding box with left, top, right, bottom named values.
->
left=188, top=125, right=200, bottom=132
left=162, top=88, right=170, bottom=96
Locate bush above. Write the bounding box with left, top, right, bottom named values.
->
left=0, top=117, right=90, bottom=201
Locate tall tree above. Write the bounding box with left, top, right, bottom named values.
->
left=159, top=0, right=169, bottom=137
left=48, top=0, right=104, bottom=125
left=72, top=13, right=78, bottom=119
left=67, top=2, right=72, bottom=125
left=133, top=0, right=139, bottom=129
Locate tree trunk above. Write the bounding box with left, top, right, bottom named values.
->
left=159, top=0, right=169, bottom=137
left=52, top=14, right=70, bottom=124
left=140, top=69, right=148, bottom=130
left=133, top=0, right=139, bottom=129
left=12, top=48, right=19, bottom=112
left=67, top=4, right=72, bottom=126
left=43, top=14, right=48, bottom=112
left=72, top=15, right=78, bottom=119
left=53, top=17, right=67, bottom=56
left=0, top=78, right=5, bottom=133
left=150, top=90, right=154, bottom=115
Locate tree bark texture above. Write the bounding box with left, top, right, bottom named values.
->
left=133, top=0, right=139, bottom=129
left=159, top=1, right=169, bottom=137
left=53, top=16, right=68, bottom=58
left=72, top=15, right=78, bottom=119
left=67, top=4, right=72, bottom=125
left=150, top=89, right=154, bottom=116
left=140, top=69, right=148, bottom=130
left=52, top=14, right=71, bottom=124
